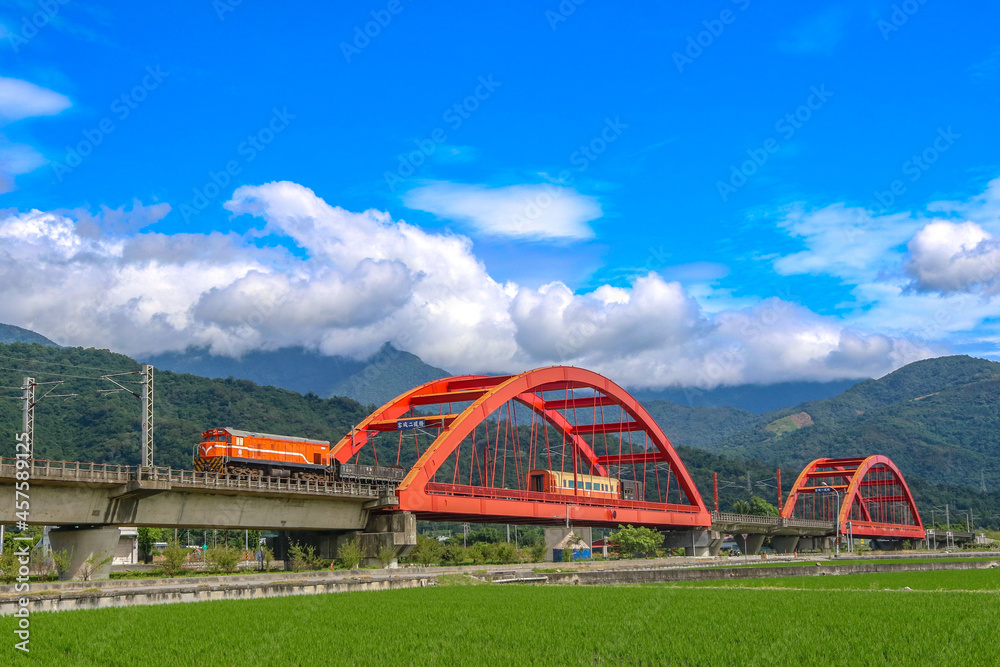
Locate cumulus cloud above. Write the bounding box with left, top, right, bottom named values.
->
left=403, top=181, right=601, bottom=241
left=0, top=181, right=933, bottom=388
left=904, top=221, right=1000, bottom=294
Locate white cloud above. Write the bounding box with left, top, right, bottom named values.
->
left=403, top=181, right=601, bottom=241
left=0, top=182, right=934, bottom=388
left=904, top=221, right=1000, bottom=294
left=0, top=76, right=71, bottom=124
left=774, top=203, right=919, bottom=281
left=0, top=140, right=46, bottom=193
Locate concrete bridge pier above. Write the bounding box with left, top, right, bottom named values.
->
left=735, top=533, right=766, bottom=555
left=351, top=512, right=417, bottom=567
left=48, top=526, right=120, bottom=581
left=706, top=530, right=725, bottom=556
left=662, top=529, right=712, bottom=556
left=770, top=535, right=800, bottom=554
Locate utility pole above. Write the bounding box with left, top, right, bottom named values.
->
left=982, top=470, right=987, bottom=494
left=946, top=504, right=950, bottom=532
left=21, top=377, right=34, bottom=459
left=141, top=364, right=154, bottom=469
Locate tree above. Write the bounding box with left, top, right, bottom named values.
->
left=408, top=534, right=443, bottom=566
left=732, top=499, right=752, bottom=514
left=161, top=541, right=189, bottom=577
left=137, top=527, right=160, bottom=563
left=337, top=539, right=363, bottom=570
left=749, top=496, right=779, bottom=517
left=612, top=525, right=663, bottom=558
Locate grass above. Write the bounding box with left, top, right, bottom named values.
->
left=3, top=569, right=998, bottom=665
left=657, top=567, right=1000, bottom=592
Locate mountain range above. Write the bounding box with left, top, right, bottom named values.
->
left=2, top=322, right=997, bottom=522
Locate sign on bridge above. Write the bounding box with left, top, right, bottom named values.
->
left=396, top=418, right=425, bottom=430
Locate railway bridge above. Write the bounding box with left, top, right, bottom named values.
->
left=2, top=366, right=930, bottom=576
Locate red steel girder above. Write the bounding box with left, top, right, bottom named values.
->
left=597, top=452, right=671, bottom=465
left=542, top=395, right=619, bottom=411
left=367, top=414, right=459, bottom=432
left=407, top=389, right=490, bottom=406
left=570, top=421, right=645, bottom=435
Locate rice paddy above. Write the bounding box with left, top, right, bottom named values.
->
left=3, top=568, right=998, bottom=665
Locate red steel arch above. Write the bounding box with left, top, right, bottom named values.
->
left=781, top=456, right=924, bottom=540
left=331, top=366, right=711, bottom=528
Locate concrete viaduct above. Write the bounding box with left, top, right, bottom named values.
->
left=1, top=459, right=416, bottom=579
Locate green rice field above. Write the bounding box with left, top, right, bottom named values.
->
left=4, top=568, right=998, bottom=665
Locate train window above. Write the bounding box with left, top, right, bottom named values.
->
left=585, top=482, right=591, bottom=490
left=577, top=481, right=584, bottom=489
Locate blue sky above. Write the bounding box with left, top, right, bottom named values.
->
left=1, top=1, right=999, bottom=388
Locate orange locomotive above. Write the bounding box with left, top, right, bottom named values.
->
left=193, top=427, right=404, bottom=484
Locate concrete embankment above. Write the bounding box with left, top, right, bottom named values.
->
left=2, top=554, right=997, bottom=615
left=0, top=570, right=434, bottom=615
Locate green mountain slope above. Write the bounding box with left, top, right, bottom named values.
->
left=711, top=356, right=1000, bottom=489
left=147, top=342, right=450, bottom=407
left=642, top=401, right=764, bottom=451
left=0, top=343, right=369, bottom=469
left=0, top=323, right=58, bottom=347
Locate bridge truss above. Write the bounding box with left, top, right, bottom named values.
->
left=781, top=456, right=924, bottom=540
left=331, top=366, right=711, bottom=528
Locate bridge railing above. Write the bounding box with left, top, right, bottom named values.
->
left=0, top=457, right=134, bottom=482
left=0, top=457, right=380, bottom=497
left=711, top=511, right=832, bottom=529
left=141, top=466, right=380, bottom=496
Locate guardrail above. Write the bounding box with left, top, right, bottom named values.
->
left=0, top=457, right=381, bottom=498
left=0, top=458, right=133, bottom=482
left=142, top=466, right=380, bottom=496
left=711, top=511, right=833, bottom=529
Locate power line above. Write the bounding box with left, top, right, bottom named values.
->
left=0, top=365, right=115, bottom=382
left=0, top=353, right=136, bottom=374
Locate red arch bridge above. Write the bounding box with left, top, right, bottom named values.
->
left=331, top=366, right=927, bottom=553
left=0, top=365, right=931, bottom=576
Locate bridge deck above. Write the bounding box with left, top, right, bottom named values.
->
left=0, top=457, right=381, bottom=499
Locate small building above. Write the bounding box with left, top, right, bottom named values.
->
left=552, top=533, right=591, bottom=562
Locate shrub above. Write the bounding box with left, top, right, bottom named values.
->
left=206, top=545, right=242, bottom=573
left=161, top=542, right=189, bottom=578
left=377, top=544, right=396, bottom=568
left=337, top=539, right=363, bottom=570
left=288, top=541, right=324, bottom=572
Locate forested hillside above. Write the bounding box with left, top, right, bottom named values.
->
left=710, top=356, right=1000, bottom=490
left=2, top=343, right=997, bottom=524
left=0, top=343, right=369, bottom=469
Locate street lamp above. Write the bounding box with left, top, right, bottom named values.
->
left=821, top=482, right=841, bottom=556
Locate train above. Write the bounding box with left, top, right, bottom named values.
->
left=527, top=469, right=644, bottom=501
left=193, top=427, right=404, bottom=484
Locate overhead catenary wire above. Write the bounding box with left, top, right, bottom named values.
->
left=0, top=353, right=138, bottom=374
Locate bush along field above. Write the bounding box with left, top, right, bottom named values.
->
left=3, top=569, right=998, bottom=665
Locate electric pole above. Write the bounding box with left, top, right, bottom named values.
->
left=21, top=377, right=34, bottom=459
left=141, top=364, right=154, bottom=469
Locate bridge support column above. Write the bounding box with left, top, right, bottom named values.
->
left=345, top=511, right=417, bottom=567
left=771, top=536, right=799, bottom=554
left=739, top=533, right=766, bottom=555
left=48, top=526, right=120, bottom=581
left=544, top=527, right=592, bottom=561
left=706, top=530, right=725, bottom=556
left=662, top=529, right=712, bottom=557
